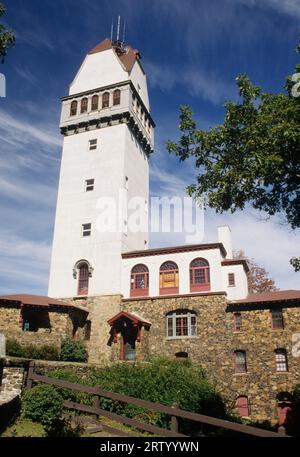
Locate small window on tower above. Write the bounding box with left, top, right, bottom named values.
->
left=81, top=97, right=88, bottom=114
left=85, top=179, right=94, bottom=192
left=70, top=100, right=78, bottom=116
left=82, top=223, right=91, bottom=237
left=102, top=92, right=110, bottom=108
left=228, top=273, right=235, bottom=286
left=113, top=89, right=121, bottom=106
left=89, top=139, right=97, bottom=151
left=91, top=95, right=99, bottom=111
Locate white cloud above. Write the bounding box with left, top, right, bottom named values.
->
left=236, top=0, right=300, bottom=19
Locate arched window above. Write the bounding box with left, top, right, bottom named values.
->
left=159, top=261, right=179, bottom=295
left=189, top=258, right=210, bottom=292
left=236, top=396, right=250, bottom=417
left=73, top=260, right=93, bottom=296
left=275, top=349, right=288, bottom=372
left=70, top=100, right=78, bottom=116
left=81, top=97, right=88, bottom=114
left=130, top=264, right=149, bottom=297
left=102, top=92, right=110, bottom=108
left=113, top=89, right=121, bottom=106
left=234, top=350, right=247, bottom=373
left=91, top=95, right=99, bottom=111
left=167, top=310, right=197, bottom=338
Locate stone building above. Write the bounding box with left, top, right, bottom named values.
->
left=1, top=35, right=300, bottom=425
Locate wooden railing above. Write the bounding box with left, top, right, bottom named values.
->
left=26, top=362, right=286, bottom=437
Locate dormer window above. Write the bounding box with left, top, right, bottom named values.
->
left=113, top=89, right=121, bottom=106
left=102, top=92, right=110, bottom=108
left=70, top=100, right=78, bottom=116
left=81, top=97, right=88, bottom=114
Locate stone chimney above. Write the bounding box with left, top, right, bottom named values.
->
left=218, top=225, right=233, bottom=259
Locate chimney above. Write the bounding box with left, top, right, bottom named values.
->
left=218, top=225, right=233, bottom=259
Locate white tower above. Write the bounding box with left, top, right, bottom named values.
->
left=48, top=37, right=154, bottom=298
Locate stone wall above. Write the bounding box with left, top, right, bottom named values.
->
left=121, top=294, right=300, bottom=424
left=0, top=304, right=73, bottom=349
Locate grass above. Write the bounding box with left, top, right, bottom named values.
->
left=1, top=418, right=45, bottom=437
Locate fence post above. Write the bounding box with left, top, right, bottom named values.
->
left=171, top=402, right=179, bottom=434
left=92, top=387, right=101, bottom=421
left=26, top=361, right=35, bottom=390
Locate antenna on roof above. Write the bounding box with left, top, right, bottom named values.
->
left=116, top=15, right=121, bottom=42
left=110, top=17, right=114, bottom=42
left=122, top=18, right=126, bottom=44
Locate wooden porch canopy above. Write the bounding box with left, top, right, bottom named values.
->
left=107, top=310, right=151, bottom=342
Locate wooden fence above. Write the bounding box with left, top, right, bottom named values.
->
left=26, top=362, right=286, bottom=437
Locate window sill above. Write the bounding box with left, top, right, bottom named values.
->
left=166, top=336, right=198, bottom=341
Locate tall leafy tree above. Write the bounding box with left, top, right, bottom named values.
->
left=234, top=250, right=278, bottom=294
left=0, top=2, right=15, bottom=63
left=167, top=42, right=300, bottom=270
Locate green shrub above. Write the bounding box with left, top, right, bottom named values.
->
left=60, top=337, right=87, bottom=362
left=6, top=338, right=59, bottom=361
left=22, top=384, right=63, bottom=427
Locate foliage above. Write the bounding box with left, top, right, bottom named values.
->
left=60, top=336, right=88, bottom=362
left=0, top=3, right=15, bottom=62
left=167, top=40, right=300, bottom=268
left=234, top=250, right=277, bottom=293
left=49, top=358, right=228, bottom=433
left=22, top=384, right=63, bottom=428
left=6, top=338, right=60, bottom=361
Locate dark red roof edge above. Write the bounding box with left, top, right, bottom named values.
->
left=122, top=243, right=227, bottom=259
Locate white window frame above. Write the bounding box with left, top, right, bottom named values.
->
left=166, top=311, right=197, bottom=339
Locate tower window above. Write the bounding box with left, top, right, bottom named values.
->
left=89, top=139, right=97, bottom=151
left=275, top=349, right=288, bottom=372
left=85, top=179, right=94, bottom=192
left=81, top=97, right=88, bottom=114
left=234, top=350, right=247, bottom=373
left=228, top=273, right=235, bottom=286
left=113, top=89, right=121, bottom=106
left=271, top=309, right=284, bottom=329
left=166, top=310, right=197, bottom=338
left=77, top=263, right=89, bottom=295
left=102, top=92, right=110, bottom=108
left=91, top=95, right=99, bottom=111
left=70, top=100, right=78, bottom=116
left=234, top=313, right=242, bottom=332
left=82, top=223, right=91, bottom=237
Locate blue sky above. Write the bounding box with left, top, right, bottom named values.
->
left=0, top=0, right=299, bottom=295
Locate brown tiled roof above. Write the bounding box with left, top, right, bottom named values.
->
left=88, top=38, right=139, bottom=72
left=122, top=243, right=227, bottom=259
left=221, top=259, right=250, bottom=273
left=232, top=290, right=300, bottom=305
left=0, top=294, right=88, bottom=313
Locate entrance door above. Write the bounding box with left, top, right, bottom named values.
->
left=124, top=341, right=135, bottom=361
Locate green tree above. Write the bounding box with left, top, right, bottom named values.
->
left=167, top=41, right=300, bottom=269
left=0, top=2, right=15, bottom=63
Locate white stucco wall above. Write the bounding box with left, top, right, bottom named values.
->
left=221, top=264, right=249, bottom=300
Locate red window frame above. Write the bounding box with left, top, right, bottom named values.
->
left=130, top=264, right=149, bottom=297
left=271, top=309, right=284, bottom=330
left=78, top=264, right=89, bottom=296
left=236, top=396, right=250, bottom=417
left=159, top=261, right=179, bottom=295
left=189, top=258, right=210, bottom=292
left=234, top=313, right=242, bottom=332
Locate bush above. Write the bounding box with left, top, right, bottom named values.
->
left=22, top=384, right=63, bottom=428
left=60, top=337, right=88, bottom=362
left=6, top=338, right=59, bottom=361
left=49, top=358, right=228, bottom=434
